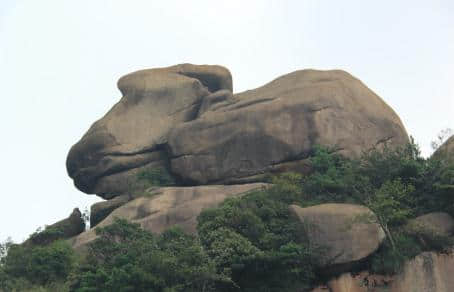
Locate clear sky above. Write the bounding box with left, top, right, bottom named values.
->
left=1, top=0, right=453, bottom=243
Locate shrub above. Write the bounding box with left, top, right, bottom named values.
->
left=70, top=218, right=222, bottom=292
left=197, top=188, right=317, bottom=291
left=0, top=240, right=75, bottom=288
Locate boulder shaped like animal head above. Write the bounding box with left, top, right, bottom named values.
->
left=66, top=64, right=232, bottom=198
left=68, top=64, right=409, bottom=199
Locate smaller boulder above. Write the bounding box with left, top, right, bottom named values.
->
left=25, top=208, right=85, bottom=246
left=405, top=212, right=454, bottom=246
left=289, top=203, right=385, bottom=267
left=90, top=195, right=131, bottom=227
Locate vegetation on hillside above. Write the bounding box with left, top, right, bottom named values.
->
left=1, top=138, right=453, bottom=291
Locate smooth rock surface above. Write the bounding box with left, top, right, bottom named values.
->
left=290, top=203, right=385, bottom=266
left=66, top=64, right=232, bottom=197
left=90, top=195, right=132, bottom=227
left=169, top=69, right=408, bottom=185
left=66, top=64, right=408, bottom=198
left=70, top=183, right=266, bottom=250
left=405, top=212, right=454, bottom=239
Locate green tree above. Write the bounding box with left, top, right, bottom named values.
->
left=71, top=218, right=222, bottom=292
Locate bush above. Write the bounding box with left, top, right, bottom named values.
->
left=70, top=218, right=222, bottom=292
left=197, top=188, right=317, bottom=291
left=0, top=240, right=75, bottom=291
left=369, top=232, right=422, bottom=275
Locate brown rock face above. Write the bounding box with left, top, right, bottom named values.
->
left=405, top=212, right=454, bottom=240
left=169, top=69, right=408, bottom=185
left=311, top=251, right=454, bottom=292
left=290, top=203, right=385, bottom=266
left=390, top=251, right=454, bottom=292
left=67, top=64, right=408, bottom=198
left=70, top=183, right=266, bottom=250
left=66, top=64, right=232, bottom=198
left=432, top=135, right=454, bottom=162
left=25, top=208, right=85, bottom=246
left=90, top=195, right=131, bottom=227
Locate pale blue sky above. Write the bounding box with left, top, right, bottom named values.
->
left=1, top=0, right=453, bottom=242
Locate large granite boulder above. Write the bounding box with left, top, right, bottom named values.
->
left=70, top=183, right=266, bottom=250
left=67, top=64, right=408, bottom=198
left=66, top=64, right=232, bottom=198
left=169, top=69, right=408, bottom=185
left=289, top=203, right=385, bottom=267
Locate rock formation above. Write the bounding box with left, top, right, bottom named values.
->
left=67, top=64, right=408, bottom=199
left=311, top=251, right=454, bottom=292
left=70, top=183, right=266, bottom=250
left=432, top=135, right=454, bottom=162
left=405, top=212, right=454, bottom=240
left=25, top=208, right=85, bottom=246
left=290, top=204, right=385, bottom=267
left=65, top=64, right=434, bottom=289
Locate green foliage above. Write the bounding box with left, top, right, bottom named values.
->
left=197, top=188, right=317, bottom=291
left=3, top=139, right=454, bottom=290
left=0, top=240, right=75, bottom=291
left=369, top=232, right=422, bottom=275
left=27, top=226, right=65, bottom=246
left=302, top=141, right=454, bottom=274
left=70, top=218, right=222, bottom=292
left=364, top=179, right=414, bottom=227
left=137, top=167, right=176, bottom=187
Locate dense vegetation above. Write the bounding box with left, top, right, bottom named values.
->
left=1, top=139, right=453, bottom=291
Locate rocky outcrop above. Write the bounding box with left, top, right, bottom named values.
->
left=289, top=204, right=385, bottom=267
left=311, top=272, right=392, bottom=292
left=311, top=251, right=454, bottom=292
left=90, top=195, right=131, bottom=227
left=169, top=69, right=408, bottom=186
left=405, top=212, right=454, bottom=240
left=70, top=183, right=266, bottom=250
left=432, top=135, right=454, bottom=162
left=25, top=208, right=85, bottom=246
left=66, top=64, right=408, bottom=199
left=66, top=64, right=232, bottom=198
left=390, top=251, right=454, bottom=292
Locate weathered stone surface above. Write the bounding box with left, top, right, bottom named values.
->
left=390, top=251, right=454, bottom=292
left=66, top=64, right=232, bottom=198
left=67, top=64, right=408, bottom=198
left=311, top=251, right=454, bottom=292
left=168, top=69, right=408, bottom=185
left=25, top=208, right=85, bottom=246
left=289, top=203, right=385, bottom=266
left=90, top=195, right=131, bottom=227
left=311, top=272, right=392, bottom=292
left=70, top=183, right=266, bottom=250
left=432, top=135, right=454, bottom=162
left=405, top=212, right=454, bottom=239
